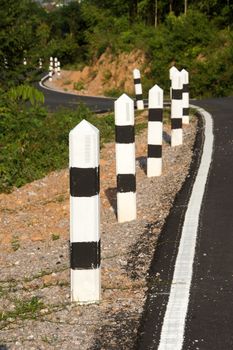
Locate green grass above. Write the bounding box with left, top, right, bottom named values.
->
left=73, top=81, right=85, bottom=91
left=0, top=296, right=44, bottom=323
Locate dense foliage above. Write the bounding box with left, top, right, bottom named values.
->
left=0, top=91, right=115, bottom=192
left=1, top=0, right=233, bottom=96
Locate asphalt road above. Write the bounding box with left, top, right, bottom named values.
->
left=37, top=76, right=115, bottom=112
left=136, top=97, right=233, bottom=349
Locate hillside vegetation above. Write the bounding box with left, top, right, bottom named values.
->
left=1, top=0, right=233, bottom=192
left=1, top=0, right=233, bottom=97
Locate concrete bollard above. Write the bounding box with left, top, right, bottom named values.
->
left=181, top=69, right=189, bottom=124
left=115, top=94, right=136, bottom=223
left=133, top=69, right=144, bottom=110
left=54, top=57, right=58, bottom=73
left=147, top=84, right=163, bottom=177
left=169, top=66, right=180, bottom=99
left=171, top=69, right=183, bottom=147
left=69, top=119, right=101, bottom=304
left=49, top=64, right=53, bottom=81
left=57, top=61, right=61, bottom=76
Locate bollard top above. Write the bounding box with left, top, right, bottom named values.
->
left=149, top=84, right=163, bottom=109
left=169, top=66, right=179, bottom=80
left=133, top=68, right=141, bottom=79
left=181, top=69, right=189, bottom=84
left=69, top=119, right=99, bottom=168
left=171, top=71, right=183, bottom=89
left=114, top=94, right=134, bottom=126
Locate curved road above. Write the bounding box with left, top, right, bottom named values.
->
left=37, top=75, right=115, bottom=112
left=39, top=79, right=233, bottom=349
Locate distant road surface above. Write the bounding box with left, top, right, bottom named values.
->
left=37, top=75, right=115, bottom=112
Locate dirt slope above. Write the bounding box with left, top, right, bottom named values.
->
left=51, top=50, right=146, bottom=96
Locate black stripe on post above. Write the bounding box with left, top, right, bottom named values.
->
left=148, top=145, right=162, bottom=158
left=136, top=94, right=143, bottom=101
left=148, top=108, right=163, bottom=122
left=117, top=174, right=136, bottom=193
left=115, top=125, right=135, bottom=143
left=183, top=108, right=190, bottom=115
left=70, top=241, right=101, bottom=269
left=134, top=78, right=141, bottom=84
left=183, top=84, right=189, bottom=93
left=172, top=89, right=183, bottom=100
left=171, top=118, right=182, bottom=129
left=70, top=167, right=100, bottom=197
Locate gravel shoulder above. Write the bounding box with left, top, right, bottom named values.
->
left=0, top=115, right=198, bottom=349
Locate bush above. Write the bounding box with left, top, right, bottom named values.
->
left=0, top=96, right=115, bottom=192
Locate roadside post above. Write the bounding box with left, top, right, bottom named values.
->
left=115, top=94, right=137, bottom=223
left=69, top=120, right=101, bottom=304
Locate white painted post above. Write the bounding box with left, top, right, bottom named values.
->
left=133, top=69, right=144, bottom=110
left=69, top=119, right=101, bottom=304
left=181, top=69, right=189, bottom=124
left=39, top=58, right=42, bottom=70
left=57, top=61, right=61, bottom=76
left=115, top=94, right=136, bottom=223
left=54, top=57, right=58, bottom=73
left=147, top=84, right=163, bottom=177
left=171, top=70, right=183, bottom=147
left=169, top=66, right=179, bottom=99
left=169, top=66, right=179, bottom=80
left=23, top=58, right=27, bottom=66
left=49, top=64, right=53, bottom=81
left=50, top=56, right=53, bottom=66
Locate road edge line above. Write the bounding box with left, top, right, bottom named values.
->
left=158, top=105, right=214, bottom=349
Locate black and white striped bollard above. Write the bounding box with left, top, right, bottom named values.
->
left=54, top=57, right=58, bottom=73
left=171, top=70, right=183, bottom=147
left=169, top=66, right=179, bottom=99
left=147, top=84, right=163, bottom=177
left=57, top=61, right=61, bottom=76
left=39, top=58, right=42, bottom=70
left=181, top=69, right=189, bottom=124
left=115, top=94, right=136, bottom=223
left=133, top=68, right=144, bottom=110
left=69, top=119, right=101, bottom=304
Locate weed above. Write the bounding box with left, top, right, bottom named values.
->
left=11, top=236, right=20, bottom=251
left=0, top=296, right=44, bottom=322
left=103, top=87, right=124, bottom=98
left=102, top=70, right=112, bottom=83
left=73, top=81, right=85, bottom=91
left=51, top=233, right=60, bottom=241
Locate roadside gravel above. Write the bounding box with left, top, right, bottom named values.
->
left=0, top=114, right=198, bottom=349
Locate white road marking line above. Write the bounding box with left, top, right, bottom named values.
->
left=158, top=105, right=214, bottom=350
